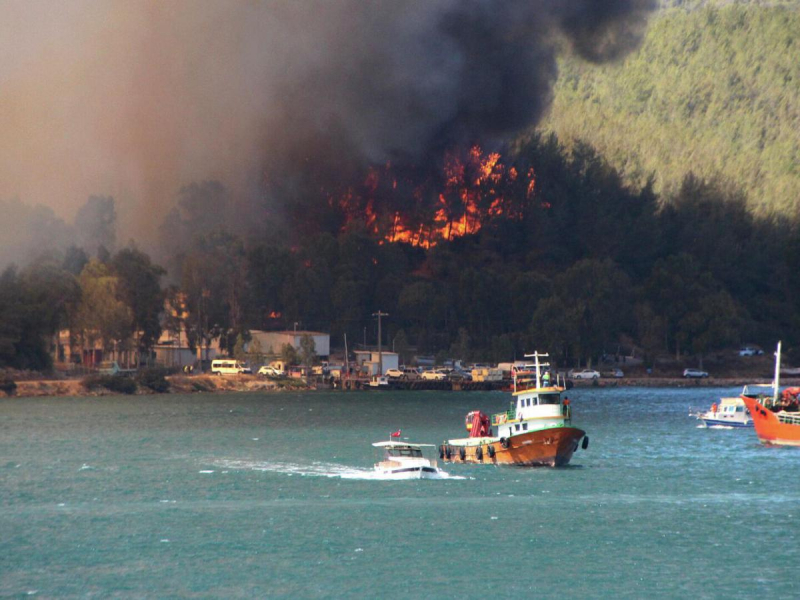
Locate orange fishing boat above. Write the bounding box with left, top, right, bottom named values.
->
left=439, top=352, right=588, bottom=467
left=741, top=342, right=800, bottom=446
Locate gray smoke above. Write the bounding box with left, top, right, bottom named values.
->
left=264, top=0, right=656, bottom=183
left=0, top=0, right=655, bottom=265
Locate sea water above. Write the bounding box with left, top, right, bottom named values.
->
left=1, top=388, right=798, bottom=598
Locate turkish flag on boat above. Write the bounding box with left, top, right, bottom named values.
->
left=390, top=430, right=401, bottom=437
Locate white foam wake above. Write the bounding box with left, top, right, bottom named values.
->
left=209, top=458, right=465, bottom=480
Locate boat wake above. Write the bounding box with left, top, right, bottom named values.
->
left=208, top=458, right=466, bottom=480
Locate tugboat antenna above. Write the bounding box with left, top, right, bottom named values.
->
left=524, top=351, right=550, bottom=388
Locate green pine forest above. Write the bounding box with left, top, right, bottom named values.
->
left=2, top=0, right=800, bottom=375
left=545, top=0, right=800, bottom=217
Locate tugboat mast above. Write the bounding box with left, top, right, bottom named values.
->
left=523, top=351, right=550, bottom=389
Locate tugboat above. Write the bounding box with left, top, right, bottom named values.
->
left=741, top=341, right=800, bottom=446
left=439, top=352, right=588, bottom=467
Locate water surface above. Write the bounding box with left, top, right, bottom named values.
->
left=1, top=388, right=798, bottom=598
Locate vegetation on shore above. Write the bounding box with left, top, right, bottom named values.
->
left=545, top=1, right=800, bottom=217
left=2, top=1, right=800, bottom=376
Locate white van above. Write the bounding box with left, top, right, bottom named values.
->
left=210, top=359, right=252, bottom=375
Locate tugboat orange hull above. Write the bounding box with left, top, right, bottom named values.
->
left=742, top=396, right=800, bottom=446
left=441, top=427, right=586, bottom=467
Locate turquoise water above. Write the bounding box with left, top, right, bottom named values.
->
left=2, top=388, right=798, bottom=598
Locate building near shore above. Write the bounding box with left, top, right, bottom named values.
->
left=154, top=327, right=220, bottom=368
left=353, top=350, right=399, bottom=376
left=248, top=330, right=330, bottom=359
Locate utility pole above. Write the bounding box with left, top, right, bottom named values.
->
left=372, top=310, right=389, bottom=376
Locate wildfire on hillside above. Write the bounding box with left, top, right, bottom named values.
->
left=335, top=145, right=539, bottom=248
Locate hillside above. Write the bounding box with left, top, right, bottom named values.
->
left=543, top=2, right=800, bottom=216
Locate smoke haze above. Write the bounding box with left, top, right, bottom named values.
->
left=0, top=0, right=655, bottom=265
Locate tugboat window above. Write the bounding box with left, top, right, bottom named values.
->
left=523, top=423, right=528, bottom=431
left=540, top=394, right=560, bottom=405
left=515, top=424, right=520, bottom=431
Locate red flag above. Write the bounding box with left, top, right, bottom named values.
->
left=390, top=430, right=401, bottom=438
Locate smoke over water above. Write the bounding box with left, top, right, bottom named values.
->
left=0, top=0, right=654, bottom=265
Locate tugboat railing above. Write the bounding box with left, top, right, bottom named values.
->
left=492, top=409, right=517, bottom=426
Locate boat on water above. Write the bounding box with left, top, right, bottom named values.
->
left=439, top=352, right=588, bottom=467
left=372, top=441, right=447, bottom=479
left=367, top=375, right=391, bottom=389
left=741, top=341, right=800, bottom=446
left=692, top=395, right=753, bottom=428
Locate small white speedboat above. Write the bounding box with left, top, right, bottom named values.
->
left=372, top=441, right=447, bottom=479
left=693, top=395, right=752, bottom=428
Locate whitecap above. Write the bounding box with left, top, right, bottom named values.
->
left=210, top=458, right=467, bottom=480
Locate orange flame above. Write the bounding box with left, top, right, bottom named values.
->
left=339, top=145, right=536, bottom=248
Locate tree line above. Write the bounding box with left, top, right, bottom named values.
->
left=3, top=129, right=798, bottom=372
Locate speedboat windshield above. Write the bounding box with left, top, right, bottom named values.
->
left=387, top=447, right=422, bottom=458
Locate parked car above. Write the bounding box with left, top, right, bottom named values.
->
left=97, top=361, right=136, bottom=376
left=449, top=368, right=472, bottom=381
left=211, top=359, right=251, bottom=375
left=604, top=368, right=624, bottom=378
left=683, top=368, right=709, bottom=378
left=385, top=368, right=404, bottom=379
left=571, top=369, right=600, bottom=380
left=738, top=347, right=764, bottom=357
left=421, top=369, right=448, bottom=381
left=258, top=365, right=284, bottom=378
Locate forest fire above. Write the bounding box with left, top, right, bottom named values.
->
left=339, top=145, right=537, bottom=248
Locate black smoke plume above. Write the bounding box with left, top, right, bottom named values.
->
left=0, top=0, right=655, bottom=265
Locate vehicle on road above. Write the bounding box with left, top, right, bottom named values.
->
left=98, top=361, right=136, bottom=376
left=421, top=369, right=448, bottom=381
left=211, top=360, right=251, bottom=375
left=683, top=368, right=709, bottom=378
left=604, top=368, right=624, bottom=378
left=447, top=369, right=471, bottom=381
left=258, top=365, right=284, bottom=378
left=739, top=346, right=764, bottom=357
left=571, top=369, right=600, bottom=380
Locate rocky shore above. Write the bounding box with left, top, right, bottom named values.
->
left=2, top=374, right=310, bottom=398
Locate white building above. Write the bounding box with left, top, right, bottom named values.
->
left=154, top=327, right=219, bottom=367
left=353, top=350, right=399, bottom=376
left=248, top=330, right=330, bottom=359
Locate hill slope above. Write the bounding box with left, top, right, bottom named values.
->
left=544, top=2, right=800, bottom=216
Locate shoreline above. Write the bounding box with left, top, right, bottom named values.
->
left=2, top=374, right=796, bottom=398
left=2, top=374, right=310, bottom=398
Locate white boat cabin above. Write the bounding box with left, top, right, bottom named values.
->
left=492, top=352, right=570, bottom=439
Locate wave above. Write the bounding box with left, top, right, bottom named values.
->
left=208, top=458, right=466, bottom=480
